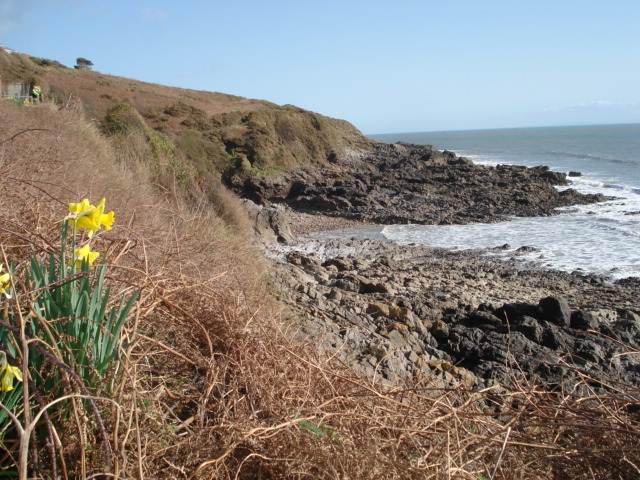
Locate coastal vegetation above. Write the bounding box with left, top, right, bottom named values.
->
left=1, top=49, right=639, bottom=479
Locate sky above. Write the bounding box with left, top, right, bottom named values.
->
left=1, top=0, right=639, bottom=134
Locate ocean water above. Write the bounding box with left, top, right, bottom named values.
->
left=316, top=124, right=640, bottom=280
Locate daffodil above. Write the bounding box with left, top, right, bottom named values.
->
left=68, top=198, right=115, bottom=238
left=75, top=244, right=100, bottom=269
left=1, top=365, right=23, bottom=392
left=0, top=264, right=11, bottom=299
left=100, top=208, right=115, bottom=232
left=68, top=198, right=94, bottom=217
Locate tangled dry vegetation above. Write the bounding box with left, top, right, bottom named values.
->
left=1, top=101, right=640, bottom=479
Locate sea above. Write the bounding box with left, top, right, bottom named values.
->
left=312, top=123, right=640, bottom=281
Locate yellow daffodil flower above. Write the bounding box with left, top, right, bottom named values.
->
left=75, top=244, right=100, bottom=269
left=68, top=198, right=115, bottom=238
left=68, top=198, right=94, bottom=217
left=100, top=209, right=115, bottom=232
left=1, top=365, right=23, bottom=392
left=0, top=264, right=11, bottom=299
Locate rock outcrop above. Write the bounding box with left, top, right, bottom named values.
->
left=234, top=142, right=607, bottom=226
left=242, top=200, right=294, bottom=244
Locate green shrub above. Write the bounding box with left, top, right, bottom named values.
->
left=29, top=57, right=67, bottom=69
left=102, top=104, right=146, bottom=135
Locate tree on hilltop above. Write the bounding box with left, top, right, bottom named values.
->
left=75, top=57, right=93, bottom=70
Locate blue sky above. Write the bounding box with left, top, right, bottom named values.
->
left=2, top=0, right=639, bottom=134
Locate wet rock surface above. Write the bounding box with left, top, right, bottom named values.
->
left=234, top=142, right=607, bottom=225
left=268, top=238, right=640, bottom=392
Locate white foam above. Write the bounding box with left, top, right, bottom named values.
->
left=301, top=171, right=640, bottom=280
left=365, top=125, right=640, bottom=279
left=378, top=214, right=640, bottom=280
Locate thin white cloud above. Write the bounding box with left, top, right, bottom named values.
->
left=544, top=100, right=639, bottom=112
left=141, top=8, right=168, bottom=23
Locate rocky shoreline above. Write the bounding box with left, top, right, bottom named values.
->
left=235, top=142, right=607, bottom=226
left=242, top=142, right=640, bottom=394
left=267, top=235, right=640, bottom=393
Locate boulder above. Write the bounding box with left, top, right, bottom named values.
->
left=359, top=279, right=395, bottom=295
left=322, top=257, right=353, bottom=272
left=463, top=311, right=504, bottom=331
left=539, top=296, right=571, bottom=327
left=570, top=310, right=598, bottom=331
left=511, top=315, right=544, bottom=343
left=494, top=302, right=541, bottom=322
left=242, top=200, right=294, bottom=244
left=540, top=324, right=566, bottom=350
left=333, top=274, right=360, bottom=292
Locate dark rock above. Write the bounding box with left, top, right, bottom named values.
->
left=539, top=296, right=571, bottom=326
left=268, top=236, right=640, bottom=393
left=359, top=279, right=393, bottom=294
left=570, top=310, right=598, bottom=331
left=462, top=311, right=504, bottom=331
left=446, top=327, right=484, bottom=364
left=540, top=324, right=566, bottom=350
left=333, top=274, right=360, bottom=292
left=431, top=319, right=450, bottom=341
left=233, top=142, right=605, bottom=227
left=495, top=302, right=541, bottom=323
left=511, top=316, right=544, bottom=344
left=572, top=339, right=603, bottom=364
left=613, top=310, right=640, bottom=343
left=534, top=362, right=570, bottom=389
left=616, top=310, right=640, bottom=333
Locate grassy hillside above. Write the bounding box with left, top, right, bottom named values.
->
left=1, top=50, right=639, bottom=480
left=1, top=49, right=373, bottom=190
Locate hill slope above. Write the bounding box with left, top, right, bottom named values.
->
left=1, top=49, right=373, bottom=186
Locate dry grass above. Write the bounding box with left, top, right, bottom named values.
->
left=1, top=101, right=640, bottom=480
left=40, top=67, right=273, bottom=129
